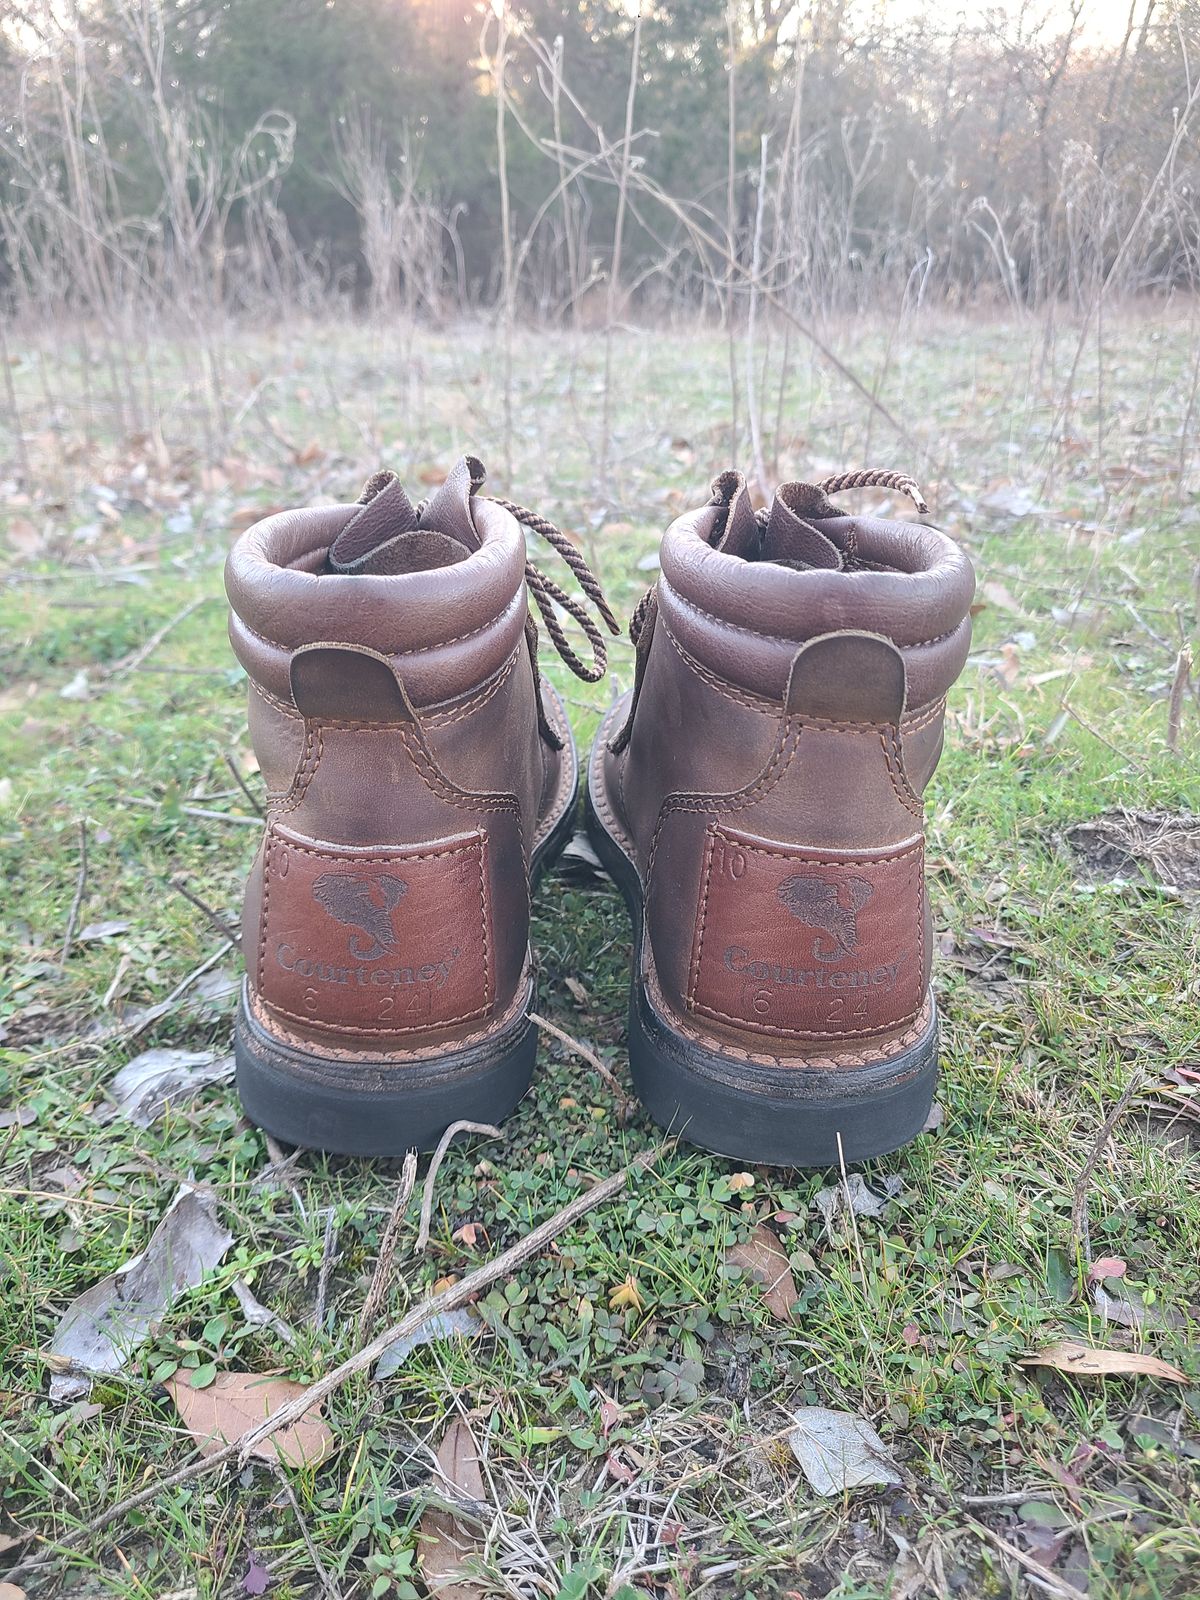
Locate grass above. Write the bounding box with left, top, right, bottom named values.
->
left=1, top=305, right=1199, bottom=1598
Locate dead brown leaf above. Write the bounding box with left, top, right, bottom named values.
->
left=726, top=1223, right=800, bottom=1324
left=419, top=1418, right=487, bottom=1598
left=165, top=1371, right=334, bottom=1467
left=1018, top=1340, right=1187, bottom=1384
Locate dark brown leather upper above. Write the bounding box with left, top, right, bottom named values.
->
left=595, top=475, right=975, bottom=1069
left=226, top=468, right=571, bottom=1058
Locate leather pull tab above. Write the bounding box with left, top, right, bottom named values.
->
left=786, top=632, right=907, bottom=724
left=290, top=644, right=415, bottom=723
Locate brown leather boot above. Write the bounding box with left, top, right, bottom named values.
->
left=586, top=469, right=975, bottom=1165
left=225, top=457, right=617, bottom=1154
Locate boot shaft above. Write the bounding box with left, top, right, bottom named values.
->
left=588, top=467, right=975, bottom=1163
left=226, top=467, right=565, bottom=1057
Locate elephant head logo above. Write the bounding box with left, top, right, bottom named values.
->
left=311, top=873, right=408, bottom=961
left=776, top=874, right=873, bottom=964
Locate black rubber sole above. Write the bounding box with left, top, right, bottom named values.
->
left=235, top=749, right=578, bottom=1158
left=235, top=986, right=538, bottom=1156
left=584, top=774, right=938, bottom=1167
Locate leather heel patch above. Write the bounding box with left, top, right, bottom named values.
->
left=257, top=826, right=494, bottom=1035
left=687, top=824, right=924, bottom=1040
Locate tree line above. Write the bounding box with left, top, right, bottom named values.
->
left=2, top=0, right=1198, bottom=325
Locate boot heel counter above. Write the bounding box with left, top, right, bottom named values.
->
left=253, top=824, right=495, bottom=1038
left=686, top=825, right=926, bottom=1042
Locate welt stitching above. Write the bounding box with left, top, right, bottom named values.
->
left=690, top=995, right=922, bottom=1039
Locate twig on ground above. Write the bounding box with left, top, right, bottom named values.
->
left=1166, top=645, right=1192, bottom=752
left=168, top=876, right=240, bottom=944
left=416, top=1120, right=503, bottom=1253
left=271, top=1462, right=344, bottom=1600
left=359, top=1150, right=419, bottom=1342
left=58, top=819, right=88, bottom=969
left=1070, top=1073, right=1142, bottom=1264
left=12, top=1145, right=664, bottom=1575
left=180, top=804, right=261, bottom=828
left=232, top=1278, right=299, bottom=1350
left=109, top=597, right=210, bottom=679
left=1062, top=702, right=1147, bottom=772
left=965, top=1516, right=1088, bottom=1600
left=531, top=1011, right=634, bottom=1120
left=312, top=1210, right=339, bottom=1329
left=223, top=752, right=265, bottom=817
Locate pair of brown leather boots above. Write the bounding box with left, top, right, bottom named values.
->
left=225, top=458, right=974, bottom=1165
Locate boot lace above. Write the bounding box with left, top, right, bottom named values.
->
left=487, top=497, right=620, bottom=683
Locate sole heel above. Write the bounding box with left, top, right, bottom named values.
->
left=628, top=977, right=938, bottom=1165
left=234, top=983, right=536, bottom=1156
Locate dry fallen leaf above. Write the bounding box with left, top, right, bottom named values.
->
left=787, top=1406, right=902, bottom=1495
left=1018, top=1340, right=1187, bottom=1384
left=726, top=1224, right=800, bottom=1324
left=109, top=1047, right=234, bottom=1127
left=374, top=1308, right=481, bottom=1380
left=47, top=1185, right=232, bottom=1401
left=419, top=1418, right=487, bottom=1598
left=608, top=1275, right=644, bottom=1312
left=165, top=1371, right=333, bottom=1467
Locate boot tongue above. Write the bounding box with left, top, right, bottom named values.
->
left=759, top=481, right=843, bottom=570
left=326, top=455, right=485, bottom=576
left=707, top=471, right=760, bottom=558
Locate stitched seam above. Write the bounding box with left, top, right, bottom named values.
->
left=651, top=965, right=933, bottom=1064
left=248, top=980, right=524, bottom=1056
left=399, top=725, right=521, bottom=816
left=903, top=696, right=947, bottom=733
left=688, top=997, right=922, bottom=1038
left=274, top=726, right=322, bottom=819
left=268, top=832, right=480, bottom=865
left=263, top=996, right=491, bottom=1035
left=667, top=586, right=960, bottom=652
left=424, top=646, right=520, bottom=727
left=645, top=724, right=801, bottom=887
left=235, top=605, right=516, bottom=658
left=700, top=832, right=922, bottom=867
left=661, top=618, right=777, bottom=713
left=252, top=681, right=300, bottom=719
left=687, top=830, right=720, bottom=1002
left=881, top=729, right=925, bottom=822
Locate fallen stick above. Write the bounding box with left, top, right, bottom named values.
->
left=58, top=819, right=89, bottom=970
left=416, top=1120, right=502, bottom=1253
left=21, top=1144, right=664, bottom=1572
left=531, top=1011, right=634, bottom=1120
